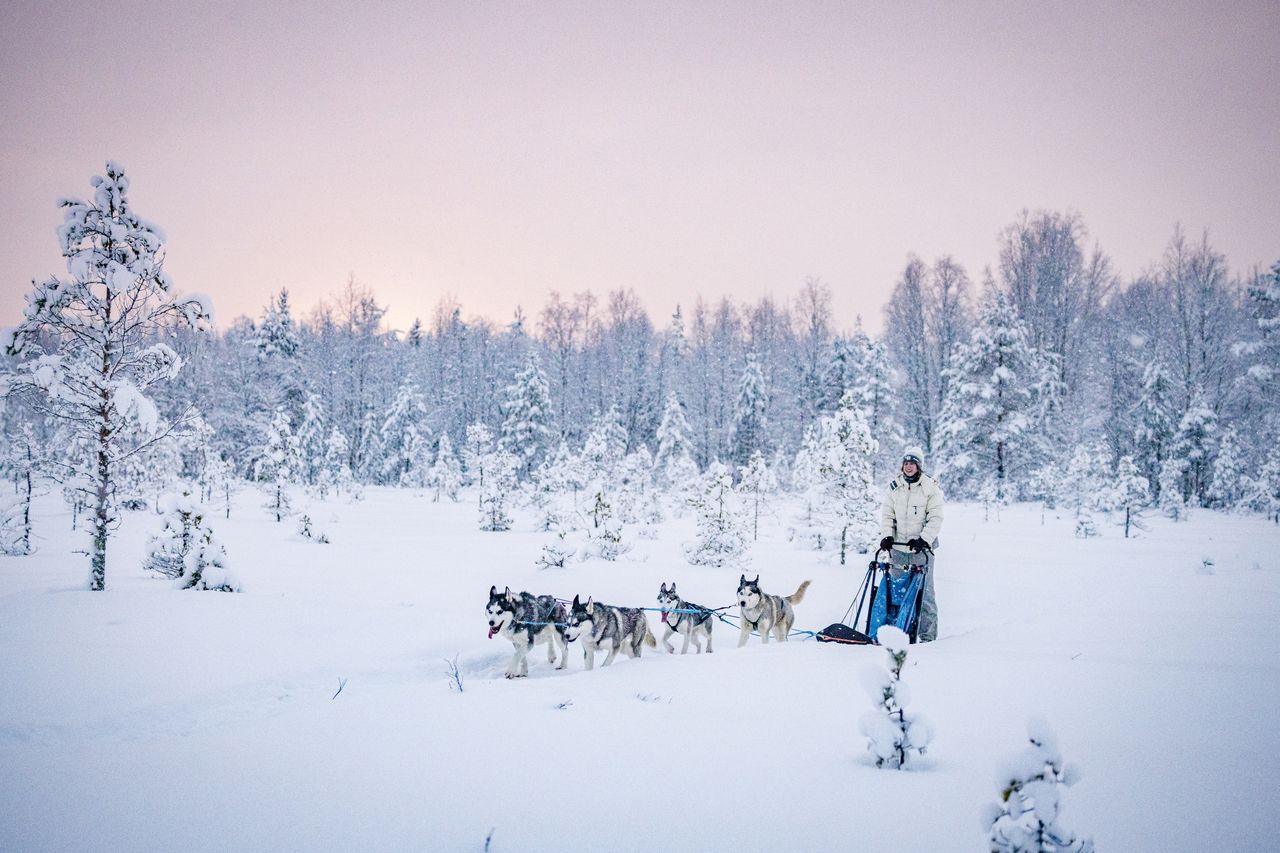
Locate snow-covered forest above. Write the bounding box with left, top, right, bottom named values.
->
left=2, top=166, right=1276, bottom=577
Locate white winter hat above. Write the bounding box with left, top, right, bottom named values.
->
left=902, top=446, right=925, bottom=468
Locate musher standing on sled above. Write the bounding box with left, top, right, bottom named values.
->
left=878, top=446, right=944, bottom=642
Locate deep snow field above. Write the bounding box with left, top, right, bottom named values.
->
left=1, top=485, right=1278, bottom=852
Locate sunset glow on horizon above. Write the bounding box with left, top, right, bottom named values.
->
left=2, top=0, right=1277, bottom=336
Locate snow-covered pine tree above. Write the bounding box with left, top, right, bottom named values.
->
left=737, top=450, right=778, bottom=541
left=654, top=391, right=697, bottom=483
left=1157, top=456, right=1189, bottom=520
left=1170, top=387, right=1217, bottom=507
left=143, top=489, right=237, bottom=591
left=684, top=461, right=750, bottom=567
left=1132, top=361, right=1177, bottom=501
left=499, top=351, right=555, bottom=480
left=463, top=422, right=495, bottom=488
left=580, top=406, right=628, bottom=485
left=1233, top=260, right=1279, bottom=391
left=318, top=426, right=354, bottom=499
left=256, top=407, right=298, bottom=521
left=380, top=379, right=430, bottom=487
left=252, top=288, right=300, bottom=360
left=730, top=351, right=769, bottom=473
left=1108, top=454, right=1150, bottom=538
left=294, top=393, right=327, bottom=488
left=616, top=446, right=654, bottom=524
left=858, top=625, right=932, bottom=769
left=1059, top=443, right=1109, bottom=538
left=936, top=287, right=1049, bottom=503
left=1206, top=426, right=1244, bottom=510
left=477, top=447, right=518, bottom=532
left=407, top=317, right=423, bottom=349
left=1, top=163, right=211, bottom=589
left=1244, top=444, right=1280, bottom=523
left=984, top=715, right=1093, bottom=853
left=817, top=392, right=880, bottom=564
left=428, top=432, right=463, bottom=502
left=789, top=421, right=828, bottom=548
left=857, top=335, right=902, bottom=483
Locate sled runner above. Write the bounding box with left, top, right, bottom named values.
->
left=816, top=543, right=932, bottom=645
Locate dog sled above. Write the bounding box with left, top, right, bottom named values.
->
left=817, top=543, right=932, bottom=646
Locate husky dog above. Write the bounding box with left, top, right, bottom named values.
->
left=486, top=585, right=569, bottom=678
left=736, top=575, right=811, bottom=646
left=564, top=595, right=656, bottom=670
left=656, top=582, right=714, bottom=654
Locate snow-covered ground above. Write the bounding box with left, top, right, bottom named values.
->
left=2, top=487, right=1277, bottom=852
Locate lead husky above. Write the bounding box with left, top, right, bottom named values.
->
left=486, top=585, right=569, bottom=678
left=656, top=582, right=714, bottom=654
left=564, top=595, right=656, bottom=670
left=736, top=575, right=811, bottom=646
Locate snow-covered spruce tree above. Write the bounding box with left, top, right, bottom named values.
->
left=1157, top=456, right=1189, bottom=521
left=252, top=287, right=300, bottom=360
left=380, top=379, right=430, bottom=487
left=256, top=407, right=297, bottom=521
left=983, top=715, right=1093, bottom=853
left=857, top=335, right=903, bottom=483
left=815, top=392, right=880, bottom=564
left=1205, top=425, right=1244, bottom=510
left=684, top=461, right=750, bottom=567
left=499, top=351, right=555, bottom=479
left=428, top=432, right=463, bottom=502
left=1244, top=444, right=1280, bottom=523
left=616, top=446, right=654, bottom=524
left=789, top=421, right=829, bottom=548
left=143, top=489, right=236, bottom=591
left=1170, top=387, right=1217, bottom=507
left=477, top=447, right=518, bottom=532
left=1233, top=259, right=1280, bottom=395
left=203, top=454, right=237, bottom=519
left=580, top=406, right=628, bottom=485
left=730, top=351, right=769, bottom=473
left=294, top=392, right=327, bottom=488
left=463, top=422, right=495, bottom=488
left=738, top=450, right=778, bottom=541
left=1, top=163, right=211, bottom=590
left=858, top=625, right=932, bottom=769
left=654, top=391, right=698, bottom=491
left=1132, top=361, right=1177, bottom=501
left=1059, top=444, right=1109, bottom=538
left=936, top=287, right=1050, bottom=503
left=318, top=426, right=354, bottom=499
left=1108, top=454, right=1150, bottom=538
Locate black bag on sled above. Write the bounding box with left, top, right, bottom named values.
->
left=816, top=622, right=873, bottom=645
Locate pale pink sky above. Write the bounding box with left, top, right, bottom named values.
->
left=2, top=1, right=1277, bottom=336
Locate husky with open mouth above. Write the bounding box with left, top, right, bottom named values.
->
left=486, top=585, right=569, bottom=678
left=564, top=595, right=656, bottom=670
left=656, top=582, right=714, bottom=654
left=736, top=575, right=811, bottom=646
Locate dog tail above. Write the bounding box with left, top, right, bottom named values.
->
left=644, top=622, right=657, bottom=648
left=787, top=579, right=812, bottom=605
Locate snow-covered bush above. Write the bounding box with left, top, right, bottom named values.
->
left=297, top=513, right=330, bottom=544
left=983, top=715, right=1093, bottom=852
left=143, top=490, right=237, bottom=591
left=858, top=625, right=932, bottom=769
left=536, top=529, right=575, bottom=569
left=428, top=433, right=463, bottom=502
left=583, top=485, right=627, bottom=560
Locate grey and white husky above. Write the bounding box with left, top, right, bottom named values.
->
left=656, top=582, right=714, bottom=654
left=486, top=585, right=569, bottom=678
left=736, top=575, right=811, bottom=646
left=564, top=595, right=656, bottom=670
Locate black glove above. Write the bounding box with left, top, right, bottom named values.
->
left=907, top=538, right=928, bottom=553
left=879, top=536, right=895, bottom=552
